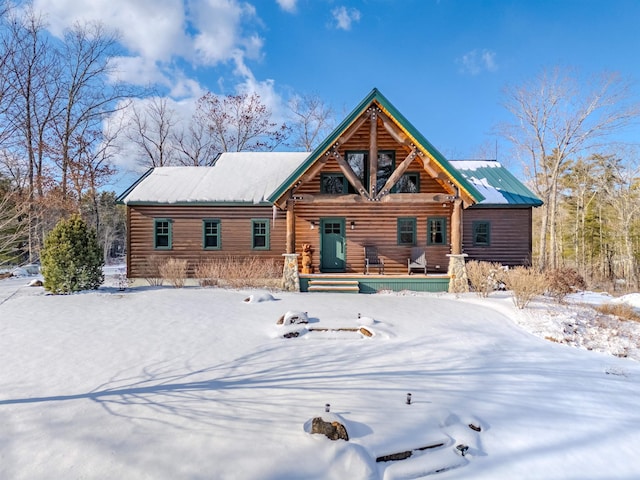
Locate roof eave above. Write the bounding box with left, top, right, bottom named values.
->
left=116, top=168, right=155, bottom=205
left=122, top=200, right=274, bottom=207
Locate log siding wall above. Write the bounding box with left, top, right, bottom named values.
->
left=127, top=205, right=286, bottom=277
left=462, top=207, right=533, bottom=266
left=292, top=202, right=453, bottom=275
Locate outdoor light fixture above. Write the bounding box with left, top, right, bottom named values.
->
left=310, top=221, right=316, bottom=229
left=325, top=403, right=330, bottom=412
left=406, top=393, right=412, bottom=405
left=351, top=221, right=356, bottom=230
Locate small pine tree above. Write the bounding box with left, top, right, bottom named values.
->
left=41, top=214, right=104, bottom=294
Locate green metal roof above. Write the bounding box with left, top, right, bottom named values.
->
left=268, top=88, right=485, bottom=204
left=450, top=160, right=543, bottom=207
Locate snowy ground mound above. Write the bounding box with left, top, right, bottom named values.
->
left=1, top=276, right=639, bottom=479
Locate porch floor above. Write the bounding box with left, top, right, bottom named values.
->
left=299, top=273, right=450, bottom=293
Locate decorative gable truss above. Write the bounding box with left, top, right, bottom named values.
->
left=270, top=89, right=484, bottom=210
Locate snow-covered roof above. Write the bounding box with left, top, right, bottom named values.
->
left=450, top=160, right=543, bottom=207
left=118, top=152, right=310, bottom=205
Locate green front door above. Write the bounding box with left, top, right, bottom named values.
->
left=320, top=218, right=346, bottom=272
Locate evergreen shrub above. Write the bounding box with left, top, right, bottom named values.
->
left=41, top=214, right=104, bottom=294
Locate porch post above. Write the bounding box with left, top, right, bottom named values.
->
left=286, top=199, right=295, bottom=254
left=282, top=253, right=300, bottom=292
left=451, top=198, right=463, bottom=255
left=447, top=253, right=469, bottom=293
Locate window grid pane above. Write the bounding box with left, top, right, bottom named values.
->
left=474, top=221, right=490, bottom=246
left=155, top=220, right=170, bottom=249
left=428, top=218, right=446, bottom=245
left=252, top=220, right=269, bottom=249
left=204, top=220, right=219, bottom=248
left=398, top=218, right=416, bottom=245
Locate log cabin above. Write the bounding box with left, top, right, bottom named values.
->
left=118, top=88, right=542, bottom=292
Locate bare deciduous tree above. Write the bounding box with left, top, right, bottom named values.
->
left=172, top=108, right=217, bottom=166
left=3, top=7, right=60, bottom=261
left=501, top=67, right=640, bottom=270
left=196, top=92, right=290, bottom=153
left=0, top=10, right=132, bottom=262
left=127, top=96, right=178, bottom=167
left=55, top=21, right=129, bottom=198
left=0, top=176, right=27, bottom=264
left=287, top=93, right=335, bottom=151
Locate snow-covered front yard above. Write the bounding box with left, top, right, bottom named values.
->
left=1, top=273, right=639, bottom=479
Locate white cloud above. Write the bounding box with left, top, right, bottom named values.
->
left=331, top=6, right=361, bottom=31
left=32, top=0, right=265, bottom=91
left=28, top=0, right=290, bottom=177
left=189, top=1, right=259, bottom=66
left=34, top=0, right=190, bottom=62
left=108, top=56, right=169, bottom=87
left=458, top=49, right=499, bottom=75
left=276, top=0, right=297, bottom=13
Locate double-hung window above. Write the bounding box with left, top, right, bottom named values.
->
left=473, top=221, right=490, bottom=246
left=427, top=218, right=447, bottom=245
left=203, top=219, right=221, bottom=249
left=252, top=219, right=270, bottom=250
left=154, top=218, right=172, bottom=249
left=397, top=217, right=417, bottom=245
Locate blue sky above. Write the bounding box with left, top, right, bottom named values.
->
left=30, top=0, right=640, bottom=176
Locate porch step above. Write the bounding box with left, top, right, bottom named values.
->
left=307, top=279, right=360, bottom=293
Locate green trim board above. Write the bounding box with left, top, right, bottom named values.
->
left=267, top=88, right=485, bottom=205
left=299, top=275, right=450, bottom=293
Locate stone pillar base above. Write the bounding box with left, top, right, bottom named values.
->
left=447, top=254, right=469, bottom=293
left=282, top=253, right=300, bottom=292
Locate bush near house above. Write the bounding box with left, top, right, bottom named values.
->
left=159, top=258, right=188, bottom=288
left=466, top=260, right=505, bottom=297
left=545, top=267, right=587, bottom=303
left=195, top=256, right=281, bottom=289
left=41, top=214, right=104, bottom=294
left=503, top=266, right=546, bottom=309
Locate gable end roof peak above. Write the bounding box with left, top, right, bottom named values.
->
left=268, top=88, right=485, bottom=205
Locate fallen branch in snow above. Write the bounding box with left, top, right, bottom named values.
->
left=376, top=441, right=446, bottom=462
